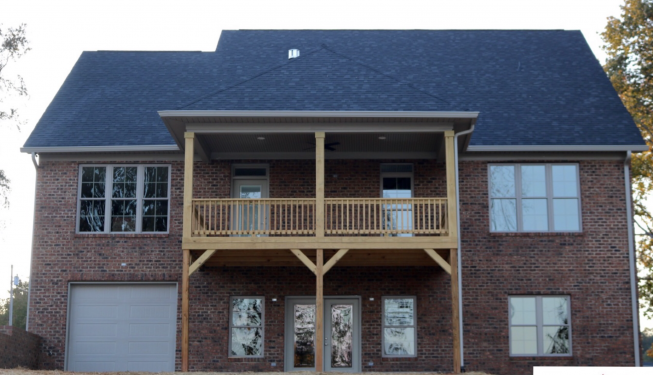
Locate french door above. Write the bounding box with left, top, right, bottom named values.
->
left=284, top=297, right=361, bottom=372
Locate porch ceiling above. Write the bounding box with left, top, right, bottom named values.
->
left=191, top=248, right=450, bottom=268
left=201, top=132, right=442, bottom=159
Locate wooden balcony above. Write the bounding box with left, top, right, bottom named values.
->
left=191, top=197, right=448, bottom=237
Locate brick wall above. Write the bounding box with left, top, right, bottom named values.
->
left=459, top=160, right=637, bottom=374
left=27, top=158, right=637, bottom=374
left=0, top=326, right=42, bottom=369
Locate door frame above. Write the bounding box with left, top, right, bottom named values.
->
left=284, top=295, right=362, bottom=372
left=231, top=163, right=269, bottom=198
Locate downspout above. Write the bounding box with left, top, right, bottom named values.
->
left=25, top=153, right=39, bottom=331
left=453, top=123, right=475, bottom=371
left=624, top=150, right=641, bottom=366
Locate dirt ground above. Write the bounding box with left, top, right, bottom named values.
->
left=0, top=370, right=492, bottom=375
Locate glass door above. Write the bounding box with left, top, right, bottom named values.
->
left=381, top=172, right=413, bottom=236
left=284, top=297, right=361, bottom=372
left=232, top=179, right=268, bottom=235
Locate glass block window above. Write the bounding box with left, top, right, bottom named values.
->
left=509, top=296, right=571, bottom=356
left=489, top=164, right=581, bottom=232
left=229, top=297, right=264, bottom=357
left=77, top=165, right=170, bottom=233
left=382, top=296, right=416, bottom=357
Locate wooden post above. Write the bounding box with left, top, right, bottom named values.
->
left=315, top=132, right=325, bottom=238
left=450, top=248, right=461, bottom=374
left=182, top=248, right=190, bottom=371
left=315, top=249, right=324, bottom=372
left=444, top=130, right=458, bottom=239
left=183, top=132, right=195, bottom=239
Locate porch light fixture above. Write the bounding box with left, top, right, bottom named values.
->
left=257, top=137, right=265, bottom=140
left=378, top=136, right=386, bottom=140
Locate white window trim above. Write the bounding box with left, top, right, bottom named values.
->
left=488, top=163, right=582, bottom=233
left=381, top=295, right=417, bottom=358
left=508, top=295, right=573, bottom=357
left=228, top=296, right=265, bottom=358
left=76, top=164, right=171, bottom=234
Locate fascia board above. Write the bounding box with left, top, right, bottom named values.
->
left=466, top=145, right=649, bottom=152
left=158, top=110, right=480, bottom=119
left=20, top=145, right=180, bottom=154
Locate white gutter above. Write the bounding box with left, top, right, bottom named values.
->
left=624, top=150, right=641, bottom=366
left=25, top=153, right=39, bottom=331
left=158, top=109, right=480, bottom=119
left=468, top=145, right=648, bottom=152
left=20, top=145, right=180, bottom=154
left=453, top=123, right=475, bottom=370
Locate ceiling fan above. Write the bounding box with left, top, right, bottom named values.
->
left=303, top=141, right=340, bottom=151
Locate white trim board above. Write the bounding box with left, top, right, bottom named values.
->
left=20, top=145, right=180, bottom=154
left=467, top=145, right=648, bottom=152
left=159, top=110, right=480, bottom=119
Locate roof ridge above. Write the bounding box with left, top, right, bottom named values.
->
left=176, top=47, right=325, bottom=110
left=318, top=44, right=452, bottom=106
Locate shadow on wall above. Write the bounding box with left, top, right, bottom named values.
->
left=0, top=326, right=41, bottom=369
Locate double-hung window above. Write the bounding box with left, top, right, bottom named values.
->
left=77, top=165, right=170, bottom=233
left=229, top=297, right=264, bottom=357
left=509, top=296, right=572, bottom=356
left=382, top=296, right=417, bottom=357
left=489, top=164, right=581, bottom=232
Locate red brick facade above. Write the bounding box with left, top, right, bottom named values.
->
left=27, top=158, right=637, bottom=374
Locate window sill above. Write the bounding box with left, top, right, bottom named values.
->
left=509, top=355, right=574, bottom=361
left=490, top=232, right=584, bottom=237
left=74, top=233, right=170, bottom=238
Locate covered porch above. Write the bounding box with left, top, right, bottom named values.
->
left=160, top=110, right=476, bottom=373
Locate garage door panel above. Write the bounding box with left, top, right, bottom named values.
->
left=67, top=284, right=177, bottom=372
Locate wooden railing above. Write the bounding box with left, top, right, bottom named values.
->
left=191, top=198, right=447, bottom=237
left=325, top=198, right=447, bottom=235
left=192, top=199, right=316, bottom=236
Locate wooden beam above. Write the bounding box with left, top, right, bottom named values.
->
left=182, top=249, right=190, bottom=371
left=315, top=249, right=324, bottom=372
left=194, top=136, right=211, bottom=163
left=323, top=249, right=349, bottom=274
left=424, top=249, right=451, bottom=274
left=183, top=132, right=195, bottom=239
left=316, top=132, right=325, bottom=238
left=450, top=248, right=461, bottom=374
left=182, top=236, right=459, bottom=250
left=290, top=249, right=316, bottom=274
left=445, top=130, right=458, bottom=240
left=189, top=249, right=216, bottom=276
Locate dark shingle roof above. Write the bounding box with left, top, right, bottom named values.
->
left=23, top=30, right=645, bottom=148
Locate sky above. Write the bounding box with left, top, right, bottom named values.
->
left=1, top=0, right=647, bottom=327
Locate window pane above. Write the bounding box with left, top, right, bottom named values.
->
left=522, top=199, right=548, bottom=231
left=383, top=178, right=412, bottom=199
left=79, top=200, right=105, bottom=232
left=384, top=328, right=415, bottom=356
left=294, top=304, right=315, bottom=367
left=112, top=167, right=137, bottom=198
left=543, top=297, right=569, bottom=325
left=521, top=165, right=546, bottom=197
left=490, top=199, right=517, bottom=231
left=80, top=167, right=105, bottom=198
left=143, top=200, right=168, bottom=232
left=144, top=167, right=168, bottom=198
left=552, top=165, right=578, bottom=197
left=111, top=200, right=137, bottom=232
left=510, top=297, right=536, bottom=325
left=489, top=166, right=515, bottom=198
left=543, top=326, right=570, bottom=354
left=231, top=327, right=263, bottom=356
left=234, top=168, right=267, bottom=177
left=331, top=304, right=353, bottom=367
left=232, top=298, right=263, bottom=327
left=240, top=186, right=262, bottom=199
left=384, top=298, right=414, bottom=326
left=510, top=326, right=537, bottom=355
left=81, top=166, right=105, bottom=183
left=553, top=199, right=579, bottom=231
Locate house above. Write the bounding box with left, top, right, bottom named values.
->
left=20, top=30, right=646, bottom=374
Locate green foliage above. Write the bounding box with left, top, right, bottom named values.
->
left=602, top=0, right=653, bottom=318
left=0, top=279, right=29, bottom=329
left=0, top=23, right=29, bottom=209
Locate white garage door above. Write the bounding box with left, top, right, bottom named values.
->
left=66, top=283, right=178, bottom=372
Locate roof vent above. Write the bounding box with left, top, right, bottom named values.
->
left=288, top=49, right=300, bottom=59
